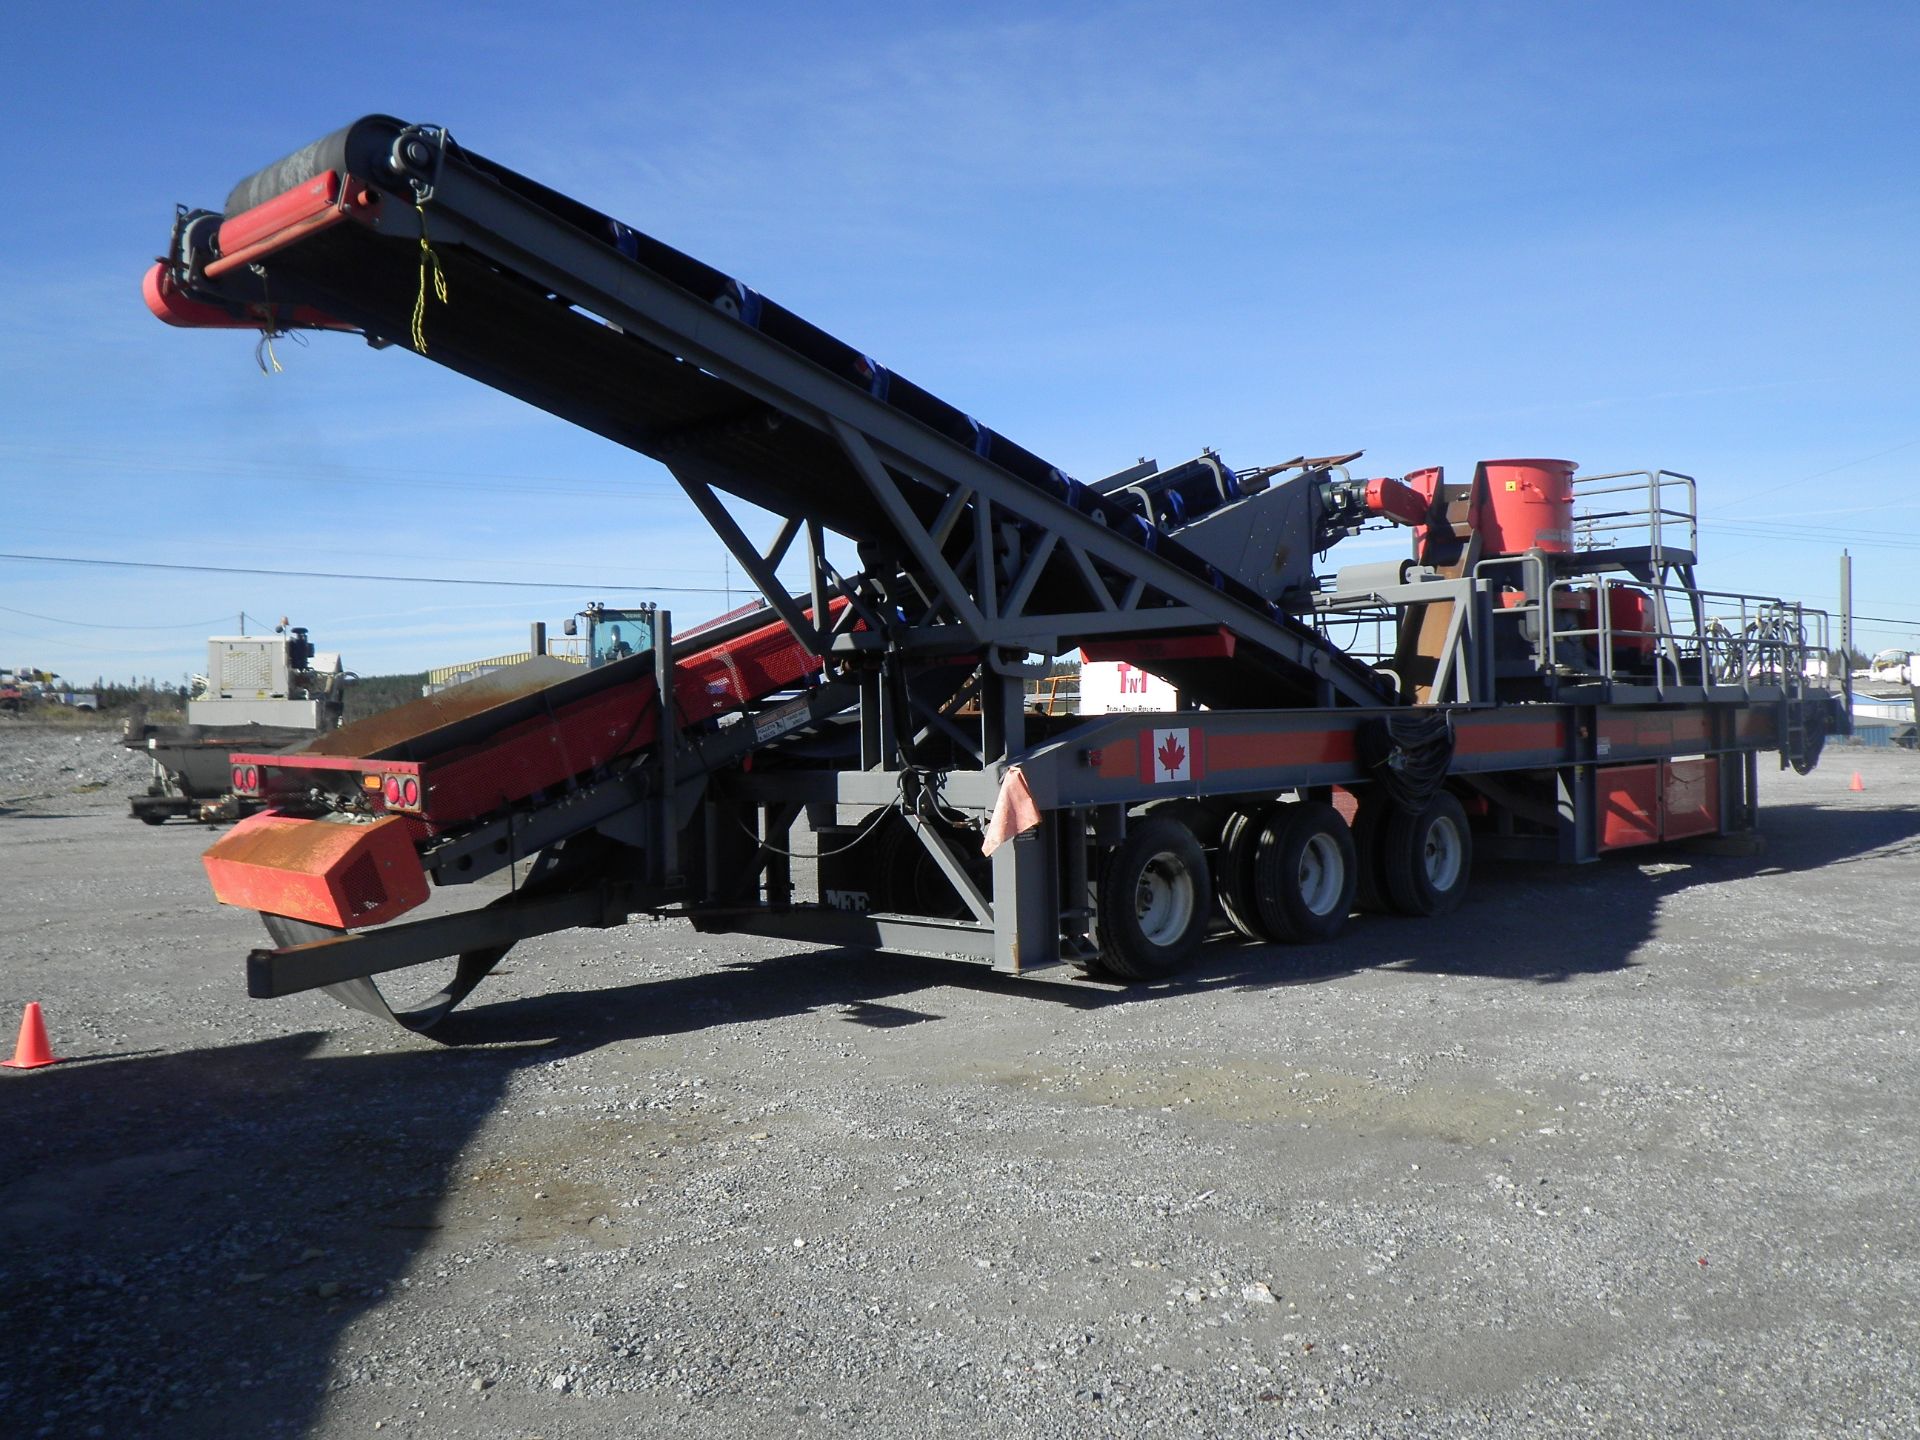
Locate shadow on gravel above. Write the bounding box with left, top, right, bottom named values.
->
left=423, top=800, right=1920, bottom=1045
left=1182, top=800, right=1920, bottom=994
left=432, top=944, right=1123, bottom=1055
left=0, top=949, right=1129, bottom=1437
left=3, top=802, right=1910, bottom=1436
left=0, top=1032, right=515, bottom=1439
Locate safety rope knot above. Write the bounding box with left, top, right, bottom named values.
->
left=411, top=200, right=448, bottom=354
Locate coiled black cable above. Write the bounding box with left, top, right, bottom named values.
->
left=1357, top=712, right=1454, bottom=812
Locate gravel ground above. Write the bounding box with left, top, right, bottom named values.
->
left=1, top=723, right=1917, bottom=1439
left=0, top=720, right=151, bottom=807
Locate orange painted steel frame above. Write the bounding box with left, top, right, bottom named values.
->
left=205, top=813, right=428, bottom=928
left=1599, top=759, right=1720, bottom=851
left=144, top=169, right=380, bottom=331
left=206, top=171, right=383, bottom=277
left=204, top=602, right=846, bottom=928
left=1041, top=699, right=1761, bottom=813
left=141, top=263, right=347, bottom=332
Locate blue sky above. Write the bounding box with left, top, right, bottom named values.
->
left=1, top=1, right=1915, bottom=683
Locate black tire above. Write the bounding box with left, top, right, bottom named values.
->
left=1095, top=815, right=1211, bottom=980
left=138, top=814, right=169, bottom=826
left=1349, top=792, right=1393, bottom=913
left=1215, top=806, right=1269, bottom=941
left=1381, top=790, right=1472, bottom=917
left=1251, top=801, right=1358, bottom=943
left=1141, top=798, right=1225, bottom=851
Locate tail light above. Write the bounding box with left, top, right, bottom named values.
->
left=380, top=774, right=424, bottom=812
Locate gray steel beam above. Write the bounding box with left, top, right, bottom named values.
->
left=247, top=887, right=622, bottom=998
left=1002, top=531, right=1058, bottom=620
left=905, top=815, right=994, bottom=925
left=393, top=150, right=1383, bottom=704
left=688, top=905, right=1000, bottom=961
left=730, top=768, right=1000, bottom=811
left=830, top=420, right=989, bottom=636
left=668, top=461, right=825, bottom=652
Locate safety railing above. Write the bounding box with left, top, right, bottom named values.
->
left=1475, top=547, right=1832, bottom=696
left=1028, top=673, right=1081, bottom=716
left=1690, top=593, right=1831, bottom=696
left=1570, top=469, right=1698, bottom=566
left=1312, top=608, right=1405, bottom=696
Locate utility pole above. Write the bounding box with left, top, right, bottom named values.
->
left=1840, top=549, right=1853, bottom=715
left=1840, top=550, right=1852, bottom=661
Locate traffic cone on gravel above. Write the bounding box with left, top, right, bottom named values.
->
left=1850, top=771, right=1865, bottom=792
left=1, top=1002, right=61, bottom=1070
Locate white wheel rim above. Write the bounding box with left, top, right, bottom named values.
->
left=1422, top=815, right=1462, bottom=891
left=1135, top=852, right=1196, bottom=946
left=1297, top=832, right=1345, bottom=916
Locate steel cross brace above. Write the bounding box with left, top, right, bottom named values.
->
left=372, top=145, right=1382, bottom=703
left=667, top=457, right=827, bottom=653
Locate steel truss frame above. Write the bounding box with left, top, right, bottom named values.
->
left=169, top=117, right=1844, bottom=1014
left=348, top=125, right=1384, bottom=709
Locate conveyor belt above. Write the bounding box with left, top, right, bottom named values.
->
left=149, top=115, right=1393, bottom=710
left=230, top=597, right=842, bottom=834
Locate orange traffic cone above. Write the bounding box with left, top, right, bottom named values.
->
left=1850, top=772, right=1865, bottom=792
left=1, top=1002, right=61, bottom=1070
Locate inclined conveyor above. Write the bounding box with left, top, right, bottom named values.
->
left=148, top=114, right=1392, bottom=713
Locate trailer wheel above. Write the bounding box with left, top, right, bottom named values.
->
left=1214, top=806, right=1268, bottom=941
left=1380, top=790, right=1472, bottom=917
left=139, top=814, right=169, bottom=826
left=1251, top=801, right=1357, bottom=943
left=1096, top=815, right=1211, bottom=980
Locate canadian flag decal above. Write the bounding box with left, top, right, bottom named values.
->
left=1144, top=727, right=1200, bottom=783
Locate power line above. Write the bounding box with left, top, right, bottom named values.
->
left=0, top=552, right=734, bottom=594
left=1706, top=437, right=1920, bottom=515
left=1715, top=519, right=1920, bottom=544
left=0, top=603, right=234, bottom=631
left=0, top=441, right=680, bottom=497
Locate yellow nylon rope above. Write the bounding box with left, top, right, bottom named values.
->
left=411, top=201, right=448, bottom=354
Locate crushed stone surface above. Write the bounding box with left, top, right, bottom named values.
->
left=1, top=734, right=1917, bottom=1438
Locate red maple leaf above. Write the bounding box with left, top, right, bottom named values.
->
left=1156, top=732, right=1187, bottom=777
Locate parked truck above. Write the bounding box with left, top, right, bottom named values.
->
left=124, top=626, right=346, bottom=824
left=146, top=115, right=1844, bottom=1029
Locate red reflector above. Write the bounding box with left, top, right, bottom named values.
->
left=401, top=778, right=419, bottom=807
left=384, top=776, right=402, bottom=804
left=244, top=766, right=259, bottom=791
left=232, top=766, right=245, bottom=790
